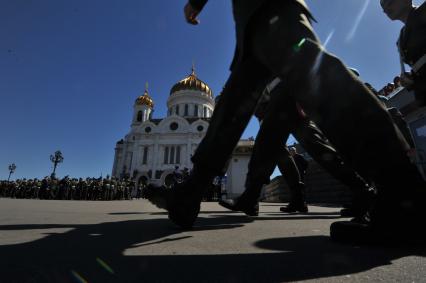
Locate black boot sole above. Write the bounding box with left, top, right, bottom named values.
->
left=219, top=200, right=259, bottom=216
left=145, top=185, right=201, bottom=229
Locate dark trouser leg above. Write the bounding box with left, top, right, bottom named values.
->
left=243, top=88, right=298, bottom=201
left=293, top=119, right=370, bottom=185
left=292, top=117, right=373, bottom=214
left=291, top=45, right=425, bottom=217
left=241, top=80, right=307, bottom=206
left=277, top=145, right=306, bottom=205
left=191, top=58, right=270, bottom=186
left=250, top=1, right=425, bottom=222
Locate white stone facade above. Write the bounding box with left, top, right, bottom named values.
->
left=112, top=69, right=254, bottom=195
left=225, top=140, right=254, bottom=198
left=112, top=70, right=215, bottom=186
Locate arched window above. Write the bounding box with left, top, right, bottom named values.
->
left=164, top=147, right=169, bottom=164
left=176, top=146, right=181, bottom=164
left=170, top=147, right=175, bottom=164
left=203, top=106, right=207, bottom=118
left=137, top=111, right=142, bottom=122
left=194, top=105, right=198, bottom=117
left=142, top=147, right=148, bottom=165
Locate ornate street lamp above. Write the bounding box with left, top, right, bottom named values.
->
left=50, top=150, right=64, bottom=178
left=8, top=163, right=16, bottom=182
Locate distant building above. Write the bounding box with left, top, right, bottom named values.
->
left=112, top=67, right=214, bottom=186
left=225, top=139, right=254, bottom=198
left=112, top=67, right=254, bottom=194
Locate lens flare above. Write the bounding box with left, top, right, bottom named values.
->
left=346, top=0, right=370, bottom=42
left=96, top=257, right=115, bottom=274
left=70, top=270, right=88, bottom=283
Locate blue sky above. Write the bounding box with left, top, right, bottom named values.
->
left=1, top=0, right=422, bottom=180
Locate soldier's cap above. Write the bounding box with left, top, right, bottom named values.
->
left=349, top=68, right=360, bottom=77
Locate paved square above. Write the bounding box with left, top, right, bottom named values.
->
left=0, top=199, right=425, bottom=282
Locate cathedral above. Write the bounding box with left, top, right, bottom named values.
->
left=111, top=67, right=253, bottom=197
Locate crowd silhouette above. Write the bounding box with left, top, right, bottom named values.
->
left=0, top=177, right=138, bottom=201
left=0, top=174, right=224, bottom=202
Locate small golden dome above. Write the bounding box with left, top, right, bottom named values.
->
left=170, top=67, right=213, bottom=97
left=135, top=87, right=154, bottom=108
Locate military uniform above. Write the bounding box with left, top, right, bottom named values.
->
left=397, top=2, right=426, bottom=104
left=152, top=0, right=426, bottom=231
left=241, top=82, right=371, bottom=214
left=189, top=0, right=314, bottom=179
left=190, top=0, right=312, bottom=68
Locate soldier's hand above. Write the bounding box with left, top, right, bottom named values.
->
left=400, top=72, right=414, bottom=88
left=184, top=2, right=200, bottom=25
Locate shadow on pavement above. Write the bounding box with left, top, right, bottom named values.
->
left=260, top=215, right=342, bottom=220
left=0, top=215, right=424, bottom=282
left=109, top=212, right=148, bottom=215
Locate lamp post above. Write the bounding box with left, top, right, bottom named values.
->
left=50, top=150, right=64, bottom=178
left=8, top=163, right=16, bottom=182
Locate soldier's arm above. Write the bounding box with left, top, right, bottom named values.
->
left=184, top=0, right=208, bottom=25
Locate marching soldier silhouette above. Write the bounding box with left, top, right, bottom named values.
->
left=146, top=0, right=426, bottom=244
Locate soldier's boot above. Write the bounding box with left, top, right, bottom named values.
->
left=145, top=167, right=213, bottom=229
left=283, top=38, right=426, bottom=242
left=331, top=194, right=426, bottom=245
left=340, top=185, right=377, bottom=219
left=280, top=182, right=308, bottom=213
left=218, top=178, right=264, bottom=216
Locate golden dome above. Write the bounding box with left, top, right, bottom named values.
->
left=135, top=87, right=154, bottom=108
left=170, top=67, right=213, bottom=97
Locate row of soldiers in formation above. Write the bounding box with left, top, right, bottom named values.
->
left=0, top=177, right=144, bottom=201
left=0, top=175, right=225, bottom=202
